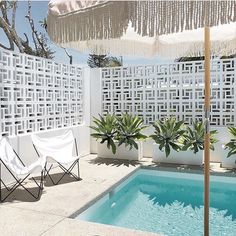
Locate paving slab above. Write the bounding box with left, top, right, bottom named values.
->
left=42, top=218, right=160, bottom=236
left=0, top=205, right=63, bottom=236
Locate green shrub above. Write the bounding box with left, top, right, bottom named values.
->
left=182, top=121, right=218, bottom=154
left=225, top=127, right=236, bottom=158
left=90, top=114, right=117, bottom=154
left=90, top=113, right=147, bottom=154
left=116, top=113, right=147, bottom=150
left=150, top=117, right=185, bottom=157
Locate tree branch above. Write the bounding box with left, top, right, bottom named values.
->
left=0, top=1, right=24, bottom=52
left=62, top=47, right=73, bottom=64
left=0, top=1, right=10, bottom=25
left=26, top=0, right=47, bottom=57
left=11, top=1, right=17, bottom=29
left=10, top=28, right=24, bottom=52
left=0, top=0, right=53, bottom=58
left=0, top=41, right=12, bottom=50
left=0, top=17, right=14, bottom=50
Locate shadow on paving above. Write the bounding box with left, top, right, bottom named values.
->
left=0, top=186, right=44, bottom=203
left=88, top=157, right=140, bottom=167
left=1, top=172, right=82, bottom=203
left=33, top=173, right=82, bottom=187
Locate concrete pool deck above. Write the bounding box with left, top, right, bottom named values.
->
left=0, top=154, right=235, bottom=236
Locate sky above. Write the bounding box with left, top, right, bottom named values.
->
left=0, top=0, right=172, bottom=66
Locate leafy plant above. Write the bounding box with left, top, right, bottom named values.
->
left=224, top=127, right=236, bottom=158
left=116, top=113, right=147, bottom=150
left=150, top=117, right=185, bottom=157
left=90, top=113, right=147, bottom=154
left=182, top=121, right=218, bottom=154
left=90, top=114, right=117, bottom=154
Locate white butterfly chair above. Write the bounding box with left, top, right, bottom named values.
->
left=0, top=137, right=45, bottom=202
left=31, top=130, right=81, bottom=185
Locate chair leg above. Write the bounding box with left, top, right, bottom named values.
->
left=18, top=172, right=44, bottom=200
left=0, top=181, right=2, bottom=203
left=52, top=162, right=77, bottom=185
left=77, top=159, right=80, bottom=180
left=45, top=159, right=81, bottom=185
left=44, top=164, right=58, bottom=185
left=43, top=163, right=48, bottom=179
left=35, top=171, right=44, bottom=199
left=0, top=173, right=44, bottom=202
left=0, top=159, right=43, bottom=202
left=59, top=161, right=81, bottom=181
left=40, top=171, right=44, bottom=190
left=0, top=175, right=28, bottom=202
left=0, top=163, right=2, bottom=202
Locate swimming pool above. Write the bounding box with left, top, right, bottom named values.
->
left=75, top=169, right=236, bottom=235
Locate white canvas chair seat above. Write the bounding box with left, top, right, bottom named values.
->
left=31, top=129, right=78, bottom=163
left=46, top=155, right=77, bottom=165
left=0, top=137, right=44, bottom=202
left=31, top=129, right=81, bottom=185
left=16, top=158, right=45, bottom=177
left=0, top=137, right=45, bottom=177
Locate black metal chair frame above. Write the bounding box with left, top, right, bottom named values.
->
left=33, top=138, right=81, bottom=185
left=0, top=149, right=44, bottom=202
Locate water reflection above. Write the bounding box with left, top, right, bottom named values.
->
left=138, top=176, right=236, bottom=220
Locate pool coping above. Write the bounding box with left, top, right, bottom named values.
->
left=142, top=164, right=236, bottom=177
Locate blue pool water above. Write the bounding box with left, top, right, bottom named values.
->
left=76, top=169, right=236, bottom=235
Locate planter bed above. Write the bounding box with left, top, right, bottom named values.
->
left=221, top=147, right=236, bottom=169
left=152, top=144, right=203, bottom=166
left=97, top=141, right=143, bottom=161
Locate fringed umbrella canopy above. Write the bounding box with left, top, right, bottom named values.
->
left=48, top=1, right=129, bottom=41
left=48, top=0, right=236, bottom=57
left=48, top=1, right=236, bottom=42
left=54, top=22, right=236, bottom=58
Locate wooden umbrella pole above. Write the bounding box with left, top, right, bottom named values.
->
left=204, top=25, right=211, bottom=236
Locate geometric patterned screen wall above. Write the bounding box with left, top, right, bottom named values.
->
left=0, top=49, right=83, bottom=136
left=101, top=59, right=235, bottom=126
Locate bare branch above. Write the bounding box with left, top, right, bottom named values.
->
left=0, top=1, right=25, bottom=52
left=11, top=1, right=17, bottom=29
left=62, top=47, right=73, bottom=64
left=0, top=0, right=53, bottom=58
left=25, top=0, right=37, bottom=52
left=23, top=33, right=29, bottom=45
left=10, top=28, right=24, bottom=52
left=0, top=41, right=12, bottom=50
left=0, top=17, right=15, bottom=50
left=26, top=0, right=47, bottom=57
left=0, top=1, right=10, bottom=25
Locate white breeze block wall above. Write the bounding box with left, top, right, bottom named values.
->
left=0, top=49, right=83, bottom=135
left=100, top=59, right=236, bottom=126
left=0, top=49, right=90, bottom=184
left=90, top=58, right=236, bottom=161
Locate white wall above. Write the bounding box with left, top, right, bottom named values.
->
left=0, top=48, right=84, bottom=137
left=90, top=68, right=101, bottom=154
left=98, top=59, right=236, bottom=127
